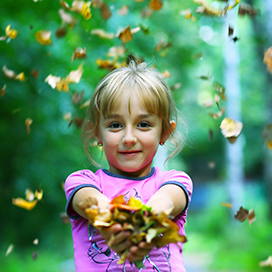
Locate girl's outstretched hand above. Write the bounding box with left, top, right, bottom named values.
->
left=126, top=241, right=155, bottom=262
left=98, top=224, right=132, bottom=256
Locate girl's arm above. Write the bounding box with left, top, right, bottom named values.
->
left=146, top=183, right=187, bottom=217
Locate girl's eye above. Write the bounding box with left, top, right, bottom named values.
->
left=108, top=122, right=122, bottom=129
left=138, top=121, right=150, bottom=128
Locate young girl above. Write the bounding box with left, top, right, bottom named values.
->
left=65, top=59, right=193, bottom=272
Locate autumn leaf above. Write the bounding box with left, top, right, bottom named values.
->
left=91, top=29, right=115, bottom=39
left=35, top=30, right=52, bottom=45
left=262, top=124, right=272, bottom=149
left=149, top=0, right=163, bottom=11
left=25, top=118, right=33, bottom=134
left=221, top=202, right=232, bottom=208
left=45, top=75, right=62, bottom=89
left=117, top=5, right=129, bottom=16
left=12, top=198, right=38, bottom=211
left=118, top=26, right=133, bottom=43
left=5, top=244, right=14, bottom=257
left=2, top=65, right=17, bottom=79
left=263, top=47, right=272, bottom=74
left=71, top=47, right=87, bottom=62
left=5, top=25, right=18, bottom=39
left=80, top=2, right=92, bottom=20
left=220, top=117, right=243, bottom=143
left=1, top=84, right=6, bottom=97
left=234, top=206, right=256, bottom=225
left=209, top=107, right=225, bottom=119
left=56, top=78, right=69, bottom=92
left=72, top=90, right=84, bottom=105
left=35, top=188, right=43, bottom=200
left=100, top=3, right=111, bottom=20
left=238, top=3, right=259, bottom=17
left=71, top=0, right=84, bottom=12
left=259, top=256, right=272, bottom=267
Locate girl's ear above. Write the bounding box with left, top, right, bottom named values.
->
left=160, top=120, right=176, bottom=144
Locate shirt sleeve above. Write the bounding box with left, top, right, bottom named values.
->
left=159, top=170, right=193, bottom=213
left=64, top=170, right=101, bottom=219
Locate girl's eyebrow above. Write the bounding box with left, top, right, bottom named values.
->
left=105, top=113, right=152, bottom=119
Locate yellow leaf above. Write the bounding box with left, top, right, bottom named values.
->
left=127, top=197, right=143, bottom=210
left=91, top=29, right=115, bottom=39
left=268, top=141, right=272, bottom=149
left=12, top=198, right=38, bottom=211
left=71, top=47, right=87, bottom=62
left=35, top=30, right=51, bottom=45
left=228, top=0, right=240, bottom=10
left=5, top=25, right=18, bottom=39
left=81, top=2, right=92, bottom=20
left=56, top=78, right=69, bottom=92
left=35, top=189, right=43, bottom=200
left=15, top=72, right=26, bottom=81
left=221, top=202, right=232, bottom=208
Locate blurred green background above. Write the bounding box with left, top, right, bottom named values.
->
left=1, top=0, right=272, bottom=271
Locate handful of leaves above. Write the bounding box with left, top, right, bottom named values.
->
left=81, top=195, right=187, bottom=267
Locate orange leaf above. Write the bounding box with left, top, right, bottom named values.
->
left=25, top=118, right=33, bottom=134
left=264, top=47, right=272, bottom=74
left=118, top=26, right=132, bottom=43
left=149, top=0, right=163, bottom=11
left=221, top=202, right=232, bottom=208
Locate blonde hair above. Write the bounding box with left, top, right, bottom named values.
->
left=82, top=59, right=185, bottom=166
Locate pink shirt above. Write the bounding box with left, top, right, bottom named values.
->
left=65, top=167, right=193, bottom=272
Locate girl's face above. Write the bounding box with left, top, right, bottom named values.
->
left=97, top=92, right=165, bottom=177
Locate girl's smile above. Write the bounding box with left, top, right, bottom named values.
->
left=97, top=92, right=164, bottom=178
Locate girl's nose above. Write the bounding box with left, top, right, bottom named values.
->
left=122, top=127, right=137, bottom=145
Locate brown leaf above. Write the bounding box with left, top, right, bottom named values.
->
left=72, top=90, right=84, bottom=105
left=31, top=69, right=39, bottom=78
left=71, top=47, right=87, bottom=62
left=262, top=124, right=272, bottom=149
left=248, top=209, right=256, bottom=226
left=1, top=84, right=6, bottom=97
left=234, top=206, right=249, bottom=222
left=32, top=251, right=38, bottom=260
left=101, top=3, right=112, bottom=20
left=238, top=3, right=259, bottom=17
left=228, top=26, right=234, bottom=36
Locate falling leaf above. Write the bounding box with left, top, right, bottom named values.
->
left=248, top=209, right=255, bottom=226
left=91, top=29, right=115, bottom=39
left=118, top=26, right=132, bottom=43
left=2, top=65, right=17, bottom=79
left=55, top=28, right=68, bottom=38
left=59, top=9, right=74, bottom=24
left=203, top=100, right=214, bottom=108
left=100, top=3, right=112, bottom=20
left=26, top=189, right=35, bottom=201
left=71, top=47, right=87, bottom=62
left=259, top=256, right=272, bottom=267
left=25, top=118, right=33, bottom=134
left=228, top=26, right=234, bottom=36
left=72, top=90, right=84, bottom=104
left=56, top=78, right=69, bottom=92
left=262, top=124, right=272, bottom=149
left=33, top=239, right=39, bottom=245
left=45, top=75, right=62, bottom=89
left=194, top=0, right=222, bottom=16
left=32, top=251, right=38, bottom=260
left=96, top=59, right=117, bottom=70
left=12, top=198, right=38, bottom=211
left=208, top=129, right=213, bottom=141
left=60, top=0, right=71, bottom=10
left=220, top=117, right=243, bottom=143
left=35, top=188, right=43, bottom=200
left=162, top=70, right=171, bottom=78
left=71, top=0, right=84, bottom=12
left=63, top=112, right=72, bottom=122
left=208, top=160, right=216, bottom=169
left=209, top=107, right=225, bottom=119
left=221, top=202, right=232, bottom=208
left=16, top=72, right=26, bottom=81
left=117, top=5, right=129, bottom=16
left=31, top=69, right=39, bottom=78
left=1, top=84, right=6, bottom=97
left=238, top=3, right=259, bottom=17
left=141, top=7, right=153, bottom=18
left=149, top=0, right=163, bottom=11
left=35, top=30, right=52, bottom=45
left=156, top=39, right=172, bottom=52
left=66, top=64, right=83, bottom=84
left=107, top=46, right=126, bottom=58
left=81, top=2, right=92, bottom=20
left=5, top=244, right=14, bottom=257
left=5, top=25, right=18, bottom=39
left=263, top=47, right=272, bottom=74
left=234, top=206, right=255, bottom=225
left=92, top=0, right=103, bottom=8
